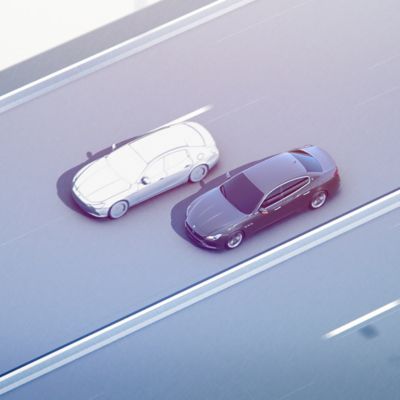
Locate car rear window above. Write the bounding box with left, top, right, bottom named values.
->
left=290, top=151, right=322, bottom=172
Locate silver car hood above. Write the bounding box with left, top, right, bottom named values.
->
left=73, top=158, right=132, bottom=203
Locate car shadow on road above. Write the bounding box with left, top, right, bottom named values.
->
left=56, top=136, right=140, bottom=218
left=170, top=158, right=267, bottom=248
left=359, top=324, right=379, bottom=339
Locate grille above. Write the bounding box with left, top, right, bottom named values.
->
left=185, top=221, right=203, bottom=241
left=72, top=190, right=96, bottom=213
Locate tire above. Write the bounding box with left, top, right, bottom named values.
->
left=310, top=190, right=327, bottom=210
left=189, top=164, right=208, bottom=183
left=225, top=231, right=244, bottom=249
left=108, top=200, right=129, bottom=219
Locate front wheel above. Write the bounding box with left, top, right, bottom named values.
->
left=189, top=164, right=208, bottom=183
left=310, top=190, right=327, bottom=209
left=225, top=231, right=244, bottom=249
left=109, top=200, right=129, bottom=219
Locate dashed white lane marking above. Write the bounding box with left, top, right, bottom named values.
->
left=157, top=105, right=213, bottom=128
left=324, top=299, right=400, bottom=339
left=368, top=54, right=400, bottom=70
left=355, top=86, right=400, bottom=108
left=216, top=0, right=316, bottom=43
left=0, top=216, right=66, bottom=248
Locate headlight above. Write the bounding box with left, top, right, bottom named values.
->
left=91, top=202, right=106, bottom=209
left=206, top=233, right=222, bottom=241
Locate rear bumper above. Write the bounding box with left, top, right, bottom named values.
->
left=327, top=170, right=340, bottom=194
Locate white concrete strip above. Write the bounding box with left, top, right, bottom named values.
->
left=0, top=1, right=160, bottom=71
left=0, top=188, right=399, bottom=395
left=324, top=299, right=400, bottom=339
left=0, top=0, right=259, bottom=114
left=157, top=105, right=213, bottom=128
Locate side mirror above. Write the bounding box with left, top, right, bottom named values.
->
left=141, top=176, right=151, bottom=185
left=259, top=207, right=269, bottom=215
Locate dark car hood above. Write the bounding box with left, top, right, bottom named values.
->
left=186, top=187, right=246, bottom=236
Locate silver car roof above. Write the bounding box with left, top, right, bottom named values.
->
left=129, top=124, right=204, bottom=163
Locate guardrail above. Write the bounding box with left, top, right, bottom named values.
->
left=1, top=187, right=399, bottom=395
left=0, top=0, right=258, bottom=114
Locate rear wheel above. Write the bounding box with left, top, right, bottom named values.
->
left=310, top=190, right=327, bottom=209
left=225, top=231, right=244, bottom=249
left=109, top=200, right=129, bottom=219
left=189, top=164, right=208, bottom=183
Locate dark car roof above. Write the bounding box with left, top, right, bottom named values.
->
left=244, top=152, right=306, bottom=194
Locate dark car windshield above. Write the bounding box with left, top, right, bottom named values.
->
left=290, top=150, right=322, bottom=172
left=221, top=173, right=264, bottom=214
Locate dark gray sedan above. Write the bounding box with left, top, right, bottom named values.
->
left=185, top=145, right=340, bottom=249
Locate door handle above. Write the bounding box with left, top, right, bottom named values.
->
left=273, top=206, right=281, bottom=211
left=303, top=191, right=310, bottom=196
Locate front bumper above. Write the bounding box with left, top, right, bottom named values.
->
left=72, top=189, right=108, bottom=218
left=184, top=220, right=224, bottom=250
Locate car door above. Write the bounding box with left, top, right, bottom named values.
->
left=128, top=157, right=167, bottom=205
left=279, top=176, right=311, bottom=213
left=163, top=149, right=193, bottom=189
left=247, top=178, right=310, bottom=232
left=246, top=186, right=286, bottom=233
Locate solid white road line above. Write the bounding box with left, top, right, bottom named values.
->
left=324, top=299, right=400, bottom=339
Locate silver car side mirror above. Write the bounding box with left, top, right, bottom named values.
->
left=141, top=176, right=151, bottom=185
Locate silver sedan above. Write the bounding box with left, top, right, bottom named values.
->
left=72, top=122, right=219, bottom=219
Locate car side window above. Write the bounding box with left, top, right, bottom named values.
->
left=144, top=158, right=165, bottom=182
left=164, top=150, right=191, bottom=175
left=281, top=177, right=309, bottom=197
left=261, top=187, right=284, bottom=208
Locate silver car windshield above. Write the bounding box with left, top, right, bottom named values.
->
left=106, top=145, right=146, bottom=184
left=221, top=173, right=264, bottom=214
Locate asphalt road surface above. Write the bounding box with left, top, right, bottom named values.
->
left=1, top=0, right=400, bottom=375
left=3, top=207, right=400, bottom=399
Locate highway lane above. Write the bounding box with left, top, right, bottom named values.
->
left=3, top=208, right=400, bottom=399
left=1, top=0, right=400, bottom=373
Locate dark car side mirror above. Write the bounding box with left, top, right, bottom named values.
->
left=259, top=207, right=269, bottom=215
left=141, top=176, right=151, bottom=185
